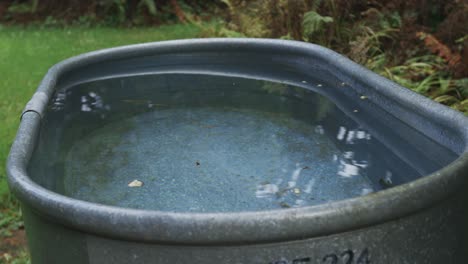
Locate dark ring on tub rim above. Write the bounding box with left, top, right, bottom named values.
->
left=7, top=38, right=468, bottom=245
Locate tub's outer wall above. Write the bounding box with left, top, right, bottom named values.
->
left=7, top=39, right=468, bottom=263
left=22, top=191, right=468, bottom=264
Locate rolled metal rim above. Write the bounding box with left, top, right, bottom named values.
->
left=7, top=38, right=468, bottom=245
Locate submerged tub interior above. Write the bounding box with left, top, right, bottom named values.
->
left=28, top=60, right=459, bottom=213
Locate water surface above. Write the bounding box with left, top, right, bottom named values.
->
left=28, top=73, right=457, bottom=212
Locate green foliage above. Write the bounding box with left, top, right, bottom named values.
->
left=31, top=0, right=39, bottom=13
left=381, top=12, right=402, bottom=29
left=218, top=0, right=269, bottom=37
left=98, top=0, right=127, bottom=25
left=7, top=1, right=34, bottom=14
left=380, top=56, right=446, bottom=93
left=6, top=0, right=39, bottom=14
left=1, top=249, right=30, bottom=264
left=0, top=195, right=27, bottom=263
left=140, top=0, right=157, bottom=16
left=0, top=198, right=23, bottom=238
left=302, top=10, right=333, bottom=42
left=193, top=18, right=247, bottom=38
left=42, top=15, right=60, bottom=27
left=370, top=55, right=467, bottom=113
left=73, top=15, right=98, bottom=27
left=219, top=0, right=232, bottom=9
left=214, top=0, right=466, bottom=114
left=2, top=0, right=214, bottom=26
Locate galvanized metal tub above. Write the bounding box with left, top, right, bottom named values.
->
left=7, top=39, right=468, bottom=264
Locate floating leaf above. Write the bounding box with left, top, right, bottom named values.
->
left=128, top=180, right=143, bottom=187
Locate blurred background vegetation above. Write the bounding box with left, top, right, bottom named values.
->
left=2, top=0, right=465, bottom=110
left=0, top=0, right=467, bottom=263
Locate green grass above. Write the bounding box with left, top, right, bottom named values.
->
left=0, top=24, right=202, bottom=198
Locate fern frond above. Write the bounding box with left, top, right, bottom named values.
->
left=302, top=10, right=333, bottom=36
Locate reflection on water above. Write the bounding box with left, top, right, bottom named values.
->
left=255, top=182, right=279, bottom=198
left=334, top=126, right=372, bottom=181
left=28, top=73, right=455, bottom=212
